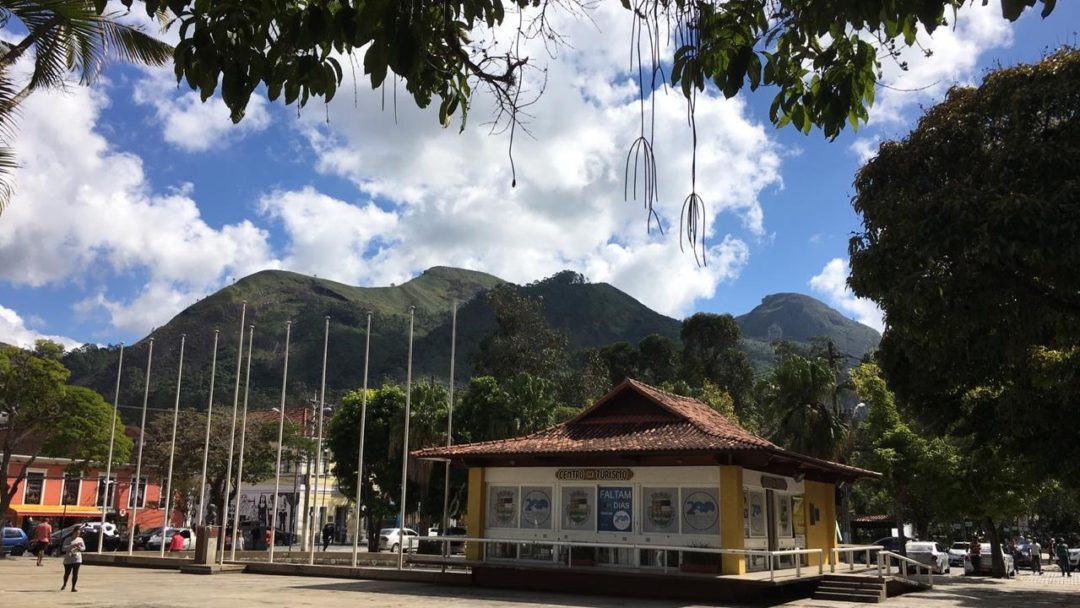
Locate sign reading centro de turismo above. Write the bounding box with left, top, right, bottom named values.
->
left=555, top=468, right=634, bottom=481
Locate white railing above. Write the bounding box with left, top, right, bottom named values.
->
left=831, top=544, right=882, bottom=573
left=877, top=550, right=934, bottom=589
left=412, top=536, right=825, bottom=581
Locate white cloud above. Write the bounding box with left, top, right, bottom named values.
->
left=132, top=67, right=272, bottom=152
left=0, top=305, right=81, bottom=350
left=0, top=83, right=279, bottom=334
left=809, top=258, right=884, bottom=333
left=867, top=2, right=1014, bottom=127
left=284, top=2, right=781, bottom=317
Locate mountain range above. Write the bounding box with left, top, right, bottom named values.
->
left=59, top=267, right=880, bottom=417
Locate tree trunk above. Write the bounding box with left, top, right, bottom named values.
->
left=985, top=516, right=1007, bottom=578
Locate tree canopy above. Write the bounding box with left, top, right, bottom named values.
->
left=116, top=0, right=1059, bottom=139
left=848, top=47, right=1080, bottom=483
left=0, top=341, right=132, bottom=522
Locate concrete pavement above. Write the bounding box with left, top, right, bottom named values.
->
left=2, top=554, right=1079, bottom=607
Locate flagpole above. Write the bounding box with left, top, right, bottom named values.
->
left=397, top=306, right=415, bottom=570
left=269, top=321, right=292, bottom=564
left=351, top=311, right=372, bottom=567
left=230, top=325, right=255, bottom=561
left=197, top=330, right=219, bottom=526
left=126, top=337, right=154, bottom=555
left=97, top=343, right=124, bottom=554
left=219, top=301, right=247, bottom=563
left=309, top=316, right=330, bottom=565
left=441, top=302, right=457, bottom=543
left=159, top=334, right=186, bottom=557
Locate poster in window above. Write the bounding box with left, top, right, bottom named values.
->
left=642, top=487, right=678, bottom=533
left=487, top=486, right=519, bottom=528
left=520, top=486, right=552, bottom=529
left=561, top=486, right=594, bottom=531
left=792, top=496, right=806, bottom=536
left=778, top=496, right=792, bottom=537
left=748, top=491, right=765, bottom=537
left=681, top=487, right=720, bottom=535
left=597, top=486, right=633, bottom=532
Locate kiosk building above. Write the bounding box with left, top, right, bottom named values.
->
left=415, top=379, right=878, bottom=576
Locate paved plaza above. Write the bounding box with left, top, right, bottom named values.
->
left=1, top=557, right=1078, bottom=607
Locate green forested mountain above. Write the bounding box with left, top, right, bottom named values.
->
left=60, top=269, right=877, bottom=419
left=736, top=293, right=881, bottom=371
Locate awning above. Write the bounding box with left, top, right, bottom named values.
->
left=6, top=504, right=104, bottom=518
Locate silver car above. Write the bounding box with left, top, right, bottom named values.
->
left=377, top=527, right=419, bottom=553
left=907, top=541, right=950, bottom=574
left=963, top=543, right=1016, bottom=576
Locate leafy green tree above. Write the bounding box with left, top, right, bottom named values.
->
left=141, top=408, right=301, bottom=516
left=761, top=353, right=846, bottom=460
left=473, top=285, right=569, bottom=384
left=328, top=382, right=449, bottom=549
left=597, top=341, right=639, bottom=386
left=0, top=0, right=173, bottom=209
left=850, top=363, right=958, bottom=550
left=0, top=341, right=131, bottom=522
left=114, top=0, right=1058, bottom=141
left=848, top=48, right=1080, bottom=484
left=637, top=334, right=679, bottom=385
left=680, top=312, right=755, bottom=415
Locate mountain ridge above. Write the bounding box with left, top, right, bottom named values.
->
left=60, top=267, right=879, bottom=416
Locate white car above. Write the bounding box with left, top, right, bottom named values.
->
left=906, top=541, right=950, bottom=574
left=147, top=527, right=196, bottom=551
left=947, top=541, right=969, bottom=567
left=377, top=528, right=419, bottom=553
left=963, top=543, right=1016, bottom=576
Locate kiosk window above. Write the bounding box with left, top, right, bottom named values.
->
left=487, top=486, right=519, bottom=529
left=642, top=487, right=678, bottom=533
left=680, top=487, right=719, bottom=535
left=597, top=486, right=633, bottom=533
left=561, top=486, right=594, bottom=531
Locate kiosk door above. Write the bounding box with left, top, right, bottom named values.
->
left=765, top=490, right=779, bottom=552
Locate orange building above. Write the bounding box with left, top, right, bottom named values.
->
left=3, top=429, right=176, bottom=533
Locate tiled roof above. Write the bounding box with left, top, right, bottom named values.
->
left=413, top=379, right=774, bottom=458
left=412, top=378, right=879, bottom=480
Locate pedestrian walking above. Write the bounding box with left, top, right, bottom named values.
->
left=322, top=521, right=334, bottom=552
left=1055, top=537, right=1072, bottom=577
left=264, top=527, right=273, bottom=550
left=60, top=528, right=84, bottom=592
left=1031, top=538, right=1043, bottom=575
left=33, top=518, right=53, bottom=566
left=969, top=537, right=982, bottom=575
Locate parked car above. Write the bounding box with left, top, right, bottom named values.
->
left=421, top=526, right=466, bottom=555
left=872, top=536, right=905, bottom=553
left=1013, top=540, right=1033, bottom=569
left=147, top=527, right=196, bottom=551
left=906, top=541, right=950, bottom=574
left=272, top=529, right=298, bottom=546
left=47, top=524, right=121, bottom=556
left=963, top=544, right=1016, bottom=576
left=3, top=527, right=30, bottom=556
left=123, top=527, right=161, bottom=550
left=378, top=528, right=419, bottom=553
left=947, top=542, right=969, bottom=568
left=1068, top=546, right=1080, bottom=569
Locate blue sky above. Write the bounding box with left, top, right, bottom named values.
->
left=0, top=2, right=1076, bottom=348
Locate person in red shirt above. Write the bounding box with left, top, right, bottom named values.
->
left=34, top=518, right=53, bottom=566
left=264, top=527, right=273, bottom=550
left=168, top=530, right=185, bottom=552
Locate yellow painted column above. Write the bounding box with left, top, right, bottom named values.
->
left=719, top=465, right=745, bottom=575
left=464, top=467, right=485, bottom=561
left=804, top=480, right=837, bottom=568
